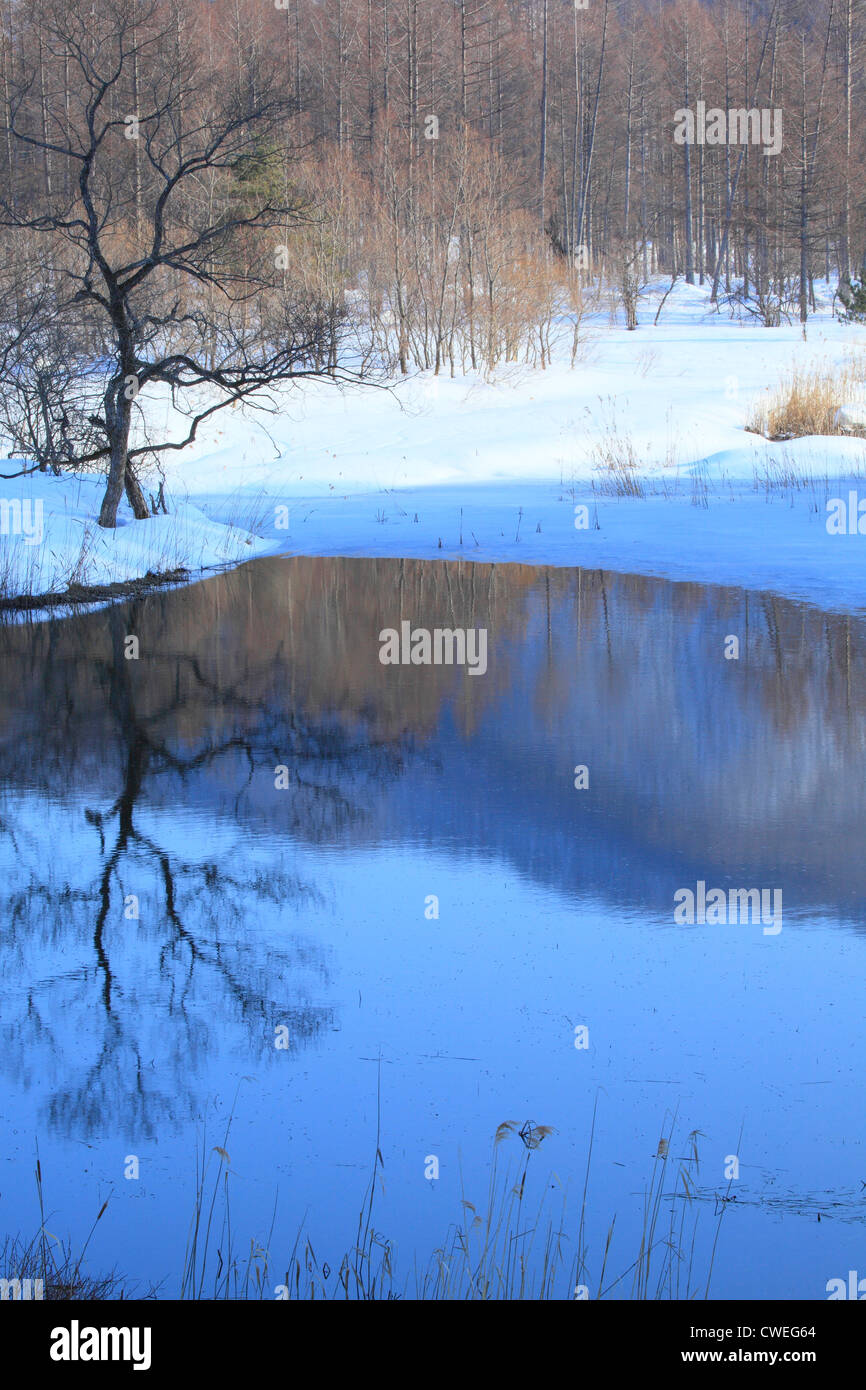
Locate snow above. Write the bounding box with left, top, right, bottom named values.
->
left=835, top=401, right=866, bottom=432
left=3, top=278, right=866, bottom=612
left=0, top=470, right=270, bottom=598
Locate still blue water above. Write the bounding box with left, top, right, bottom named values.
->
left=0, top=557, right=863, bottom=1298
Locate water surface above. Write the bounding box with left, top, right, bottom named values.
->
left=0, top=556, right=864, bottom=1298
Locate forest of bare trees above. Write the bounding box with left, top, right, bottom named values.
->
left=0, top=0, right=864, bottom=521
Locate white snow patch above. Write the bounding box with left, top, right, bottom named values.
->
left=2, top=280, right=866, bottom=612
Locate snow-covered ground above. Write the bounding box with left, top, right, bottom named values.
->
left=3, top=279, right=866, bottom=612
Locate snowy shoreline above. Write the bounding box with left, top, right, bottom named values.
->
left=3, top=281, right=866, bottom=616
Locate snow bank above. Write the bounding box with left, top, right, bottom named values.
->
left=2, top=280, right=866, bottom=613
left=0, top=469, right=270, bottom=598
left=835, top=401, right=866, bottom=433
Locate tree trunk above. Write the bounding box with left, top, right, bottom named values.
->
left=124, top=464, right=149, bottom=519
left=98, top=391, right=149, bottom=528
left=843, top=0, right=852, bottom=279
left=539, top=0, right=548, bottom=233
left=98, top=431, right=130, bottom=529
left=682, top=24, right=694, bottom=285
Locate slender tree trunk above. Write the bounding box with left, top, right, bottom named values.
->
left=37, top=31, right=52, bottom=201
left=799, top=40, right=809, bottom=323
left=682, top=23, right=694, bottom=285
left=383, top=0, right=390, bottom=111
left=99, top=371, right=149, bottom=528
left=623, top=30, right=634, bottom=244
left=367, top=0, right=375, bottom=143
left=842, top=0, right=852, bottom=278
left=539, top=0, right=548, bottom=233
left=460, top=0, right=467, bottom=120
left=576, top=0, right=607, bottom=252
left=569, top=7, right=580, bottom=257
left=98, top=401, right=133, bottom=529
left=712, top=0, right=780, bottom=303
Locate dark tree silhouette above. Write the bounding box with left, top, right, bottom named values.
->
left=0, top=0, right=355, bottom=527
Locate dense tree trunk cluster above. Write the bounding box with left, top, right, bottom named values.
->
left=225, top=0, right=863, bottom=315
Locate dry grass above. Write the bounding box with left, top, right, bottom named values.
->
left=746, top=356, right=866, bottom=440
left=6, top=1108, right=728, bottom=1302
left=589, top=401, right=647, bottom=498
left=752, top=449, right=832, bottom=497
left=0, top=1234, right=132, bottom=1300
left=749, top=446, right=866, bottom=516
left=0, top=1154, right=144, bottom=1299
left=690, top=457, right=710, bottom=509
left=177, top=1099, right=726, bottom=1301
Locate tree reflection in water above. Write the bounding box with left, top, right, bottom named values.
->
left=0, top=555, right=865, bottom=1143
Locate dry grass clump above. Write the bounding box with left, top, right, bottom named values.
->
left=747, top=356, right=866, bottom=440
left=0, top=1156, right=140, bottom=1300
left=589, top=400, right=647, bottom=498
left=8, top=1110, right=728, bottom=1301
left=180, top=1105, right=727, bottom=1300
left=0, top=1234, right=130, bottom=1300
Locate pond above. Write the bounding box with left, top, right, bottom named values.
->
left=0, top=555, right=864, bottom=1299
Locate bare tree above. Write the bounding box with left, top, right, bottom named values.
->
left=0, top=0, right=356, bottom=528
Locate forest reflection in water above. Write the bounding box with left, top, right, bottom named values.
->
left=0, top=555, right=863, bottom=1297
